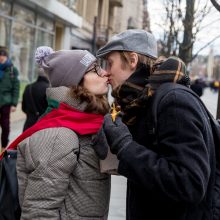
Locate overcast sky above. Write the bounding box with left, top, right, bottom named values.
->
left=148, top=0, right=220, bottom=56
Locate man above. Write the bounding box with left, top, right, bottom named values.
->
left=0, top=46, right=20, bottom=151
left=93, top=29, right=216, bottom=220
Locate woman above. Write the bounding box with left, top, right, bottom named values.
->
left=16, top=46, right=111, bottom=219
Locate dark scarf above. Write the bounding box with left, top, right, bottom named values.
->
left=112, top=57, right=190, bottom=125
left=0, top=59, right=12, bottom=80
left=147, top=56, right=190, bottom=94
left=112, top=63, right=151, bottom=125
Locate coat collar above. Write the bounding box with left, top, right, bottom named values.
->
left=46, top=86, right=88, bottom=112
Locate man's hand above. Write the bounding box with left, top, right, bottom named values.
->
left=103, top=114, right=133, bottom=155
left=11, top=106, right=16, bottom=112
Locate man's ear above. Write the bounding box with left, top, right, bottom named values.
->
left=129, top=52, right=138, bottom=70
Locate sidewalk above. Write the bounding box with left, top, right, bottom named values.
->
left=9, top=102, right=26, bottom=143
left=11, top=102, right=26, bottom=123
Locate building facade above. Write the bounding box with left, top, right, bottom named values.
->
left=0, top=0, right=150, bottom=84
left=0, top=0, right=82, bottom=82
left=113, top=0, right=150, bottom=34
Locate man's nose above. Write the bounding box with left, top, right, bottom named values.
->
left=100, top=68, right=110, bottom=77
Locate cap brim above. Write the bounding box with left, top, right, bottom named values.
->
left=96, top=50, right=112, bottom=58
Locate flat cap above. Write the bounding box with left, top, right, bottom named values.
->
left=97, top=29, right=158, bottom=59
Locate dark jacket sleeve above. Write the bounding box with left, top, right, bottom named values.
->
left=118, top=89, right=211, bottom=204
left=11, top=66, right=20, bottom=106
left=22, top=85, right=29, bottom=113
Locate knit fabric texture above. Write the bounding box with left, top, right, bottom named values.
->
left=148, top=56, right=190, bottom=94
left=35, top=46, right=96, bottom=87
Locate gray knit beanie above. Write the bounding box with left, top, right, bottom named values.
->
left=35, top=46, right=96, bottom=87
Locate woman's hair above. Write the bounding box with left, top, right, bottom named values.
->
left=119, top=51, right=156, bottom=74
left=69, top=85, right=110, bottom=115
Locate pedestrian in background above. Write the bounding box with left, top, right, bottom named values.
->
left=0, top=46, right=20, bottom=152
left=190, top=78, right=205, bottom=97
left=16, top=46, right=111, bottom=219
left=22, top=68, right=49, bottom=131
left=93, top=29, right=216, bottom=220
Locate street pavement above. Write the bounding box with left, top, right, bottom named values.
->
left=5, top=88, right=219, bottom=220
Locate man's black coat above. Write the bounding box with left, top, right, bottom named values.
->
left=118, top=86, right=215, bottom=220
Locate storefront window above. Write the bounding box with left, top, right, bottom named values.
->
left=0, top=3, right=55, bottom=82
left=13, top=4, right=35, bottom=25
left=0, top=0, right=11, bottom=15
left=57, top=0, right=77, bottom=10
left=32, top=31, right=54, bottom=80
left=37, top=16, right=54, bottom=32
left=36, top=17, right=54, bottom=48
left=0, top=17, right=11, bottom=47
left=36, top=31, right=54, bottom=48
left=11, top=5, right=35, bottom=81
left=0, top=0, right=11, bottom=47
left=11, top=21, right=35, bottom=82
left=57, top=0, right=69, bottom=6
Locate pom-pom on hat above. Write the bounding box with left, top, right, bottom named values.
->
left=35, top=46, right=96, bottom=87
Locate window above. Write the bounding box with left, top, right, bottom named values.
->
left=11, top=21, right=35, bottom=81
left=13, top=5, right=35, bottom=25
left=0, top=2, right=55, bottom=82
left=0, top=17, right=11, bottom=47
left=0, top=0, right=11, bottom=47
left=0, top=0, right=11, bottom=15
left=36, top=17, right=54, bottom=49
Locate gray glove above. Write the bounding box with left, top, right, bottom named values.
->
left=103, top=114, right=133, bottom=155
left=91, top=127, right=109, bottom=160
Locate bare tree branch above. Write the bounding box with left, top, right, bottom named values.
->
left=210, top=0, right=220, bottom=11
left=199, top=18, right=220, bottom=31
left=158, top=0, right=219, bottom=64
left=192, top=34, right=220, bottom=61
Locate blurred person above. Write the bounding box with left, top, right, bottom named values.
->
left=190, top=78, right=205, bottom=97
left=210, top=80, right=219, bottom=93
left=15, top=46, right=110, bottom=219
left=93, top=29, right=216, bottom=220
left=22, top=68, right=49, bottom=131
left=0, top=46, right=20, bottom=152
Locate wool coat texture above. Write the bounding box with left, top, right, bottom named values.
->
left=117, top=85, right=215, bottom=220
left=16, top=86, right=111, bottom=220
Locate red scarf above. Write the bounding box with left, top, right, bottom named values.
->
left=0, top=102, right=103, bottom=159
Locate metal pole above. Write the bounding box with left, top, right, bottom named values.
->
left=217, top=88, right=220, bottom=119
left=92, top=16, right=97, bottom=55
left=210, top=0, right=220, bottom=119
